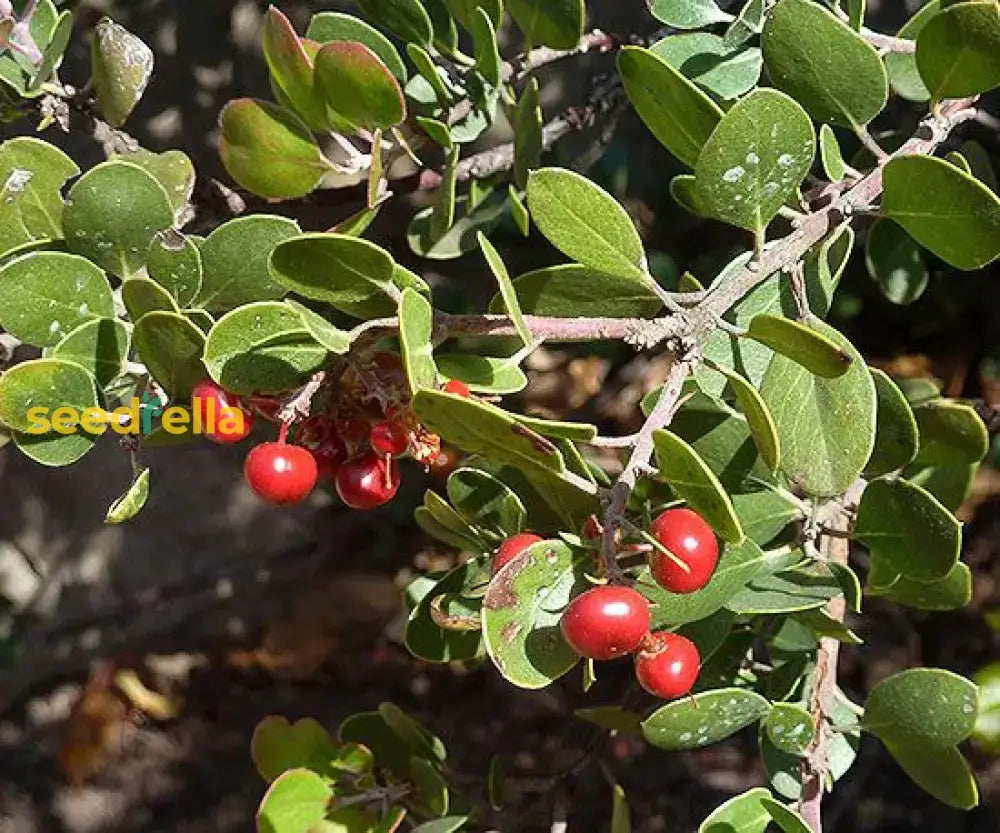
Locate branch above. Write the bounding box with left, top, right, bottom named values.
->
left=500, top=29, right=618, bottom=84
left=698, top=97, right=977, bottom=325
left=861, top=29, right=916, bottom=54
left=799, top=481, right=863, bottom=832
left=600, top=358, right=691, bottom=580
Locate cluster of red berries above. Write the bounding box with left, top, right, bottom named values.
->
left=190, top=353, right=468, bottom=509
left=492, top=507, right=719, bottom=699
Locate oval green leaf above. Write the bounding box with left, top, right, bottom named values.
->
left=52, top=318, right=130, bottom=388
left=762, top=0, right=888, bottom=127
left=617, top=45, right=723, bottom=169
left=694, top=88, right=815, bottom=234
left=315, top=41, right=405, bottom=130
left=133, top=311, right=206, bottom=400
left=747, top=314, right=853, bottom=378
left=865, top=368, right=920, bottom=477
left=916, top=0, right=1000, bottom=100
left=642, top=688, right=770, bottom=750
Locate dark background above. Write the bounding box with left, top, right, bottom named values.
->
left=1, top=1, right=999, bottom=831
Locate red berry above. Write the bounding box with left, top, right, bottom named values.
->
left=312, top=438, right=346, bottom=481
left=192, top=378, right=254, bottom=444
left=443, top=379, right=471, bottom=398
left=244, top=442, right=317, bottom=505
left=492, top=532, right=544, bottom=575
left=559, top=585, right=650, bottom=661
left=634, top=631, right=700, bottom=699
left=370, top=420, right=410, bottom=457
left=648, top=507, right=719, bottom=594
left=335, top=451, right=401, bottom=510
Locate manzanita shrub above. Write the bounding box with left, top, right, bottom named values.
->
left=1, top=0, right=999, bottom=829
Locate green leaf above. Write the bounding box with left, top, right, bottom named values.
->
left=802, top=224, right=856, bottom=317
left=760, top=321, right=876, bottom=497
left=695, top=88, right=815, bottom=235
left=447, top=467, right=527, bottom=536
left=0, top=357, right=98, bottom=433
left=315, top=41, right=406, bottom=130
left=882, top=155, right=1000, bottom=270
left=855, top=477, right=960, bottom=583
left=762, top=0, right=888, bottom=127
left=514, top=415, right=597, bottom=442
left=482, top=539, right=588, bottom=688
left=430, top=146, right=459, bottom=243
left=865, top=218, right=928, bottom=305
left=123, top=277, right=180, bottom=321
left=527, top=168, right=648, bottom=282
left=709, top=364, right=779, bottom=470
left=643, top=689, right=770, bottom=751
left=724, top=0, right=766, bottom=47
left=651, top=34, right=762, bottom=100
left=913, top=400, right=989, bottom=465
left=819, top=124, right=847, bottom=182
left=63, top=160, right=174, bottom=278
left=255, top=768, right=333, bottom=833
left=747, top=314, right=853, bottom=378
left=13, top=424, right=97, bottom=467
left=407, top=192, right=508, bottom=260
left=959, top=139, right=998, bottom=191
left=472, top=8, right=501, bottom=87
left=649, top=0, right=733, bottom=28
left=133, top=311, right=206, bottom=400
left=406, top=559, right=485, bottom=663
left=196, top=215, right=300, bottom=311
left=917, top=0, right=1000, bottom=100
left=0, top=251, right=113, bottom=347
left=490, top=264, right=662, bottom=319
left=886, top=1, right=941, bottom=101
left=121, top=149, right=195, bottom=223
left=617, top=46, right=723, bottom=169
left=652, top=428, right=744, bottom=543
left=262, top=7, right=328, bottom=132
left=865, top=368, right=920, bottom=477
left=670, top=175, right=706, bottom=217
left=105, top=467, right=150, bottom=524
left=268, top=232, right=395, bottom=318
left=399, top=288, right=437, bottom=395
left=31, top=8, right=72, bottom=93
left=877, top=562, right=973, bottom=611
left=251, top=716, right=340, bottom=783
left=506, top=0, right=583, bottom=49
left=306, top=12, right=407, bottom=80
left=436, top=354, right=527, bottom=394
left=354, top=0, right=433, bottom=46
left=478, top=232, right=531, bottom=347
left=726, top=565, right=842, bottom=615
left=147, top=230, right=203, bottom=307
left=764, top=704, right=814, bottom=756
left=973, top=663, right=1000, bottom=753
left=732, top=490, right=801, bottom=546
left=0, top=137, right=79, bottom=256
left=641, top=537, right=768, bottom=626
left=882, top=739, right=979, bottom=810
left=284, top=300, right=352, bottom=355
left=203, top=302, right=325, bottom=396
left=218, top=99, right=330, bottom=200
left=410, top=756, right=449, bottom=817
left=412, top=389, right=566, bottom=477
left=761, top=798, right=812, bottom=833
left=513, top=78, right=542, bottom=189
left=52, top=318, right=129, bottom=388
left=904, top=460, right=976, bottom=511
left=91, top=17, right=154, bottom=128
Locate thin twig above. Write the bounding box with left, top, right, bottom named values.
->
left=861, top=29, right=916, bottom=54
left=501, top=29, right=617, bottom=84
left=600, top=359, right=690, bottom=581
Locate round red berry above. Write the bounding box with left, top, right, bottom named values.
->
left=244, top=442, right=317, bottom=505
left=634, top=631, right=700, bottom=699
left=560, top=585, right=650, bottom=661
left=335, top=451, right=401, bottom=510
left=312, top=438, right=346, bottom=481
left=443, top=379, right=471, bottom=398
left=648, top=507, right=719, bottom=594
left=492, top=532, right=544, bottom=575
left=370, top=420, right=410, bottom=457
left=192, top=378, right=254, bottom=444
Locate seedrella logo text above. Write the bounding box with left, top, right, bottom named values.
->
left=25, top=392, right=247, bottom=436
